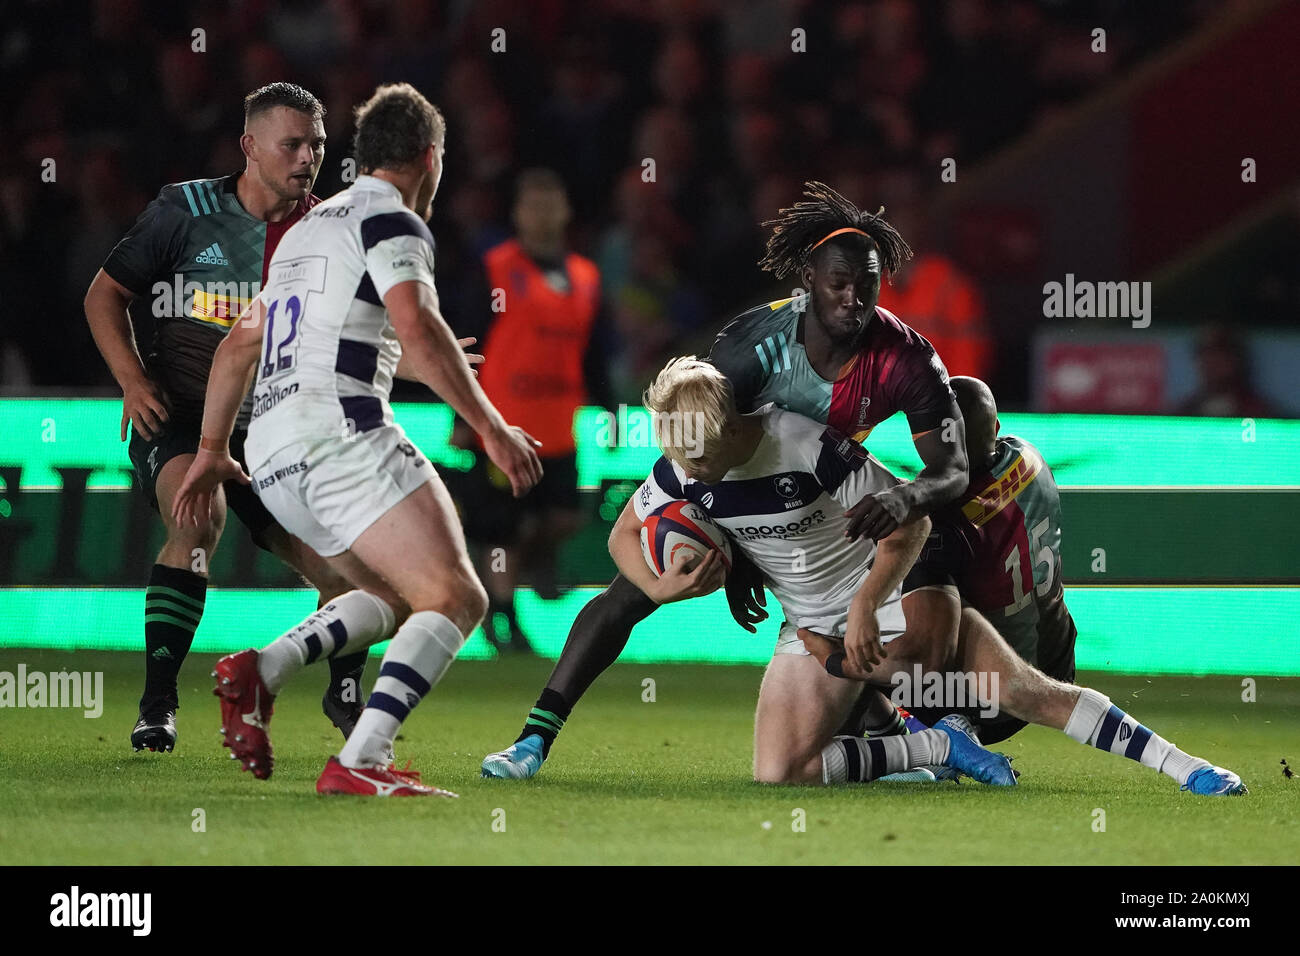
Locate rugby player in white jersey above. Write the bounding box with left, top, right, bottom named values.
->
left=611, top=357, right=1016, bottom=786
left=171, top=83, right=542, bottom=796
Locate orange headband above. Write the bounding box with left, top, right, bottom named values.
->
left=810, top=226, right=869, bottom=251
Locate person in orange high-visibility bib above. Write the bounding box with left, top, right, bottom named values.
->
left=451, top=168, right=614, bottom=652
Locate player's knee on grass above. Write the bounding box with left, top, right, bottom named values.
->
left=754, top=749, right=822, bottom=785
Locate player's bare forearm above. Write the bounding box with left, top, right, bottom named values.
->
left=394, top=349, right=420, bottom=383
left=609, top=500, right=661, bottom=599
left=84, top=270, right=149, bottom=389
left=891, top=421, right=969, bottom=520
left=854, top=514, right=930, bottom=611
left=396, top=337, right=480, bottom=384
left=198, top=303, right=262, bottom=448
left=386, top=283, right=506, bottom=437
left=607, top=499, right=727, bottom=604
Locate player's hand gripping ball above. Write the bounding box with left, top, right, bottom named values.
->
left=640, top=500, right=733, bottom=577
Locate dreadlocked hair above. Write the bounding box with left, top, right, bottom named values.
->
left=757, top=181, right=912, bottom=280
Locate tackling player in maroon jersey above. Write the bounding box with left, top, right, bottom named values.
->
left=800, top=378, right=1246, bottom=795
left=483, top=182, right=972, bottom=779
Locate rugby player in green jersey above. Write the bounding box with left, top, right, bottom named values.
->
left=483, top=183, right=972, bottom=779
left=84, top=83, right=367, bottom=754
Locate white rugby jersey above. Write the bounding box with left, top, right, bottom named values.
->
left=632, top=406, right=906, bottom=638
left=244, top=175, right=436, bottom=461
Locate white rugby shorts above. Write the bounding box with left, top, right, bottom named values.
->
left=773, top=590, right=907, bottom=657
left=246, top=423, right=435, bottom=557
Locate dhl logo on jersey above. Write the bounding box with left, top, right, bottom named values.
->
left=961, top=450, right=1042, bottom=527
left=191, top=287, right=254, bottom=328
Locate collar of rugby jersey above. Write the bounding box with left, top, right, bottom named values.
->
left=352, top=174, right=405, bottom=202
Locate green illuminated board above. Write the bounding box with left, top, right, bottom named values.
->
left=0, top=586, right=1296, bottom=675
left=2, top=399, right=1298, bottom=490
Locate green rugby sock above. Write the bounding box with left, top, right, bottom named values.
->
left=141, top=564, right=206, bottom=713
left=517, top=688, right=570, bottom=757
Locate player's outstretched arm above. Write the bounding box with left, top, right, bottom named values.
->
left=395, top=336, right=482, bottom=382
left=204, top=296, right=266, bottom=446
left=845, top=411, right=969, bottom=541
left=609, top=499, right=725, bottom=605
left=84, top=269, right=171, bottom=442
left=842, top=514, right=931, bottom=675
left=385, top=279, right=541, bottom=496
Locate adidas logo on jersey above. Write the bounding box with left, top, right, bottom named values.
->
left=195, top=243, right=229, bottom=266
left=753, top=332, right=791, bottom=374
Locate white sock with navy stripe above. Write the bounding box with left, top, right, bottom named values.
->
left=256, top=590, right=396, bottom=694
left=1064, top=688, right=1209, bottom=785
left=338, top=611, right=465, bottom=770
left=821, top=729, right=951, bottom=784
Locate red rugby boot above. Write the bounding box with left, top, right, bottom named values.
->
left=212, top=649, right=276, bottom=780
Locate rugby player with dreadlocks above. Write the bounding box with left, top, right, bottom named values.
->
left=482, top=182, right=971, bottom=780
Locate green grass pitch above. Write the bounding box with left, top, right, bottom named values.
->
left=1, top=648, right=1295, bottom=865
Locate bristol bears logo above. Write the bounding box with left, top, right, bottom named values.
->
left=774, top=475, right=799, bottom=498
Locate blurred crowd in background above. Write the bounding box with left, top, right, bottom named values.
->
left=2, top=0, right=1292, bottom=415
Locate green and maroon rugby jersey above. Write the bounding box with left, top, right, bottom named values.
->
left=102, top=173, right=319, bottom=425
left=707, top=296, right=955, bottom=443
left=903, top=434, right=1077, bottom=677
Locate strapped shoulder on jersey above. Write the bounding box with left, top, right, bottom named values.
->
left=813, top=425, right=870, bottom=495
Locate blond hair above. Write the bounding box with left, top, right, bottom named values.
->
left=642, top=356, right=734, bottom=464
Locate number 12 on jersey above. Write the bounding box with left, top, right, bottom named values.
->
left=259, top=255, right=328, bottom=382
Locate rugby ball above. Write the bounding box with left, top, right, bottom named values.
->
left=640, top=500, right=733, bottom=577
